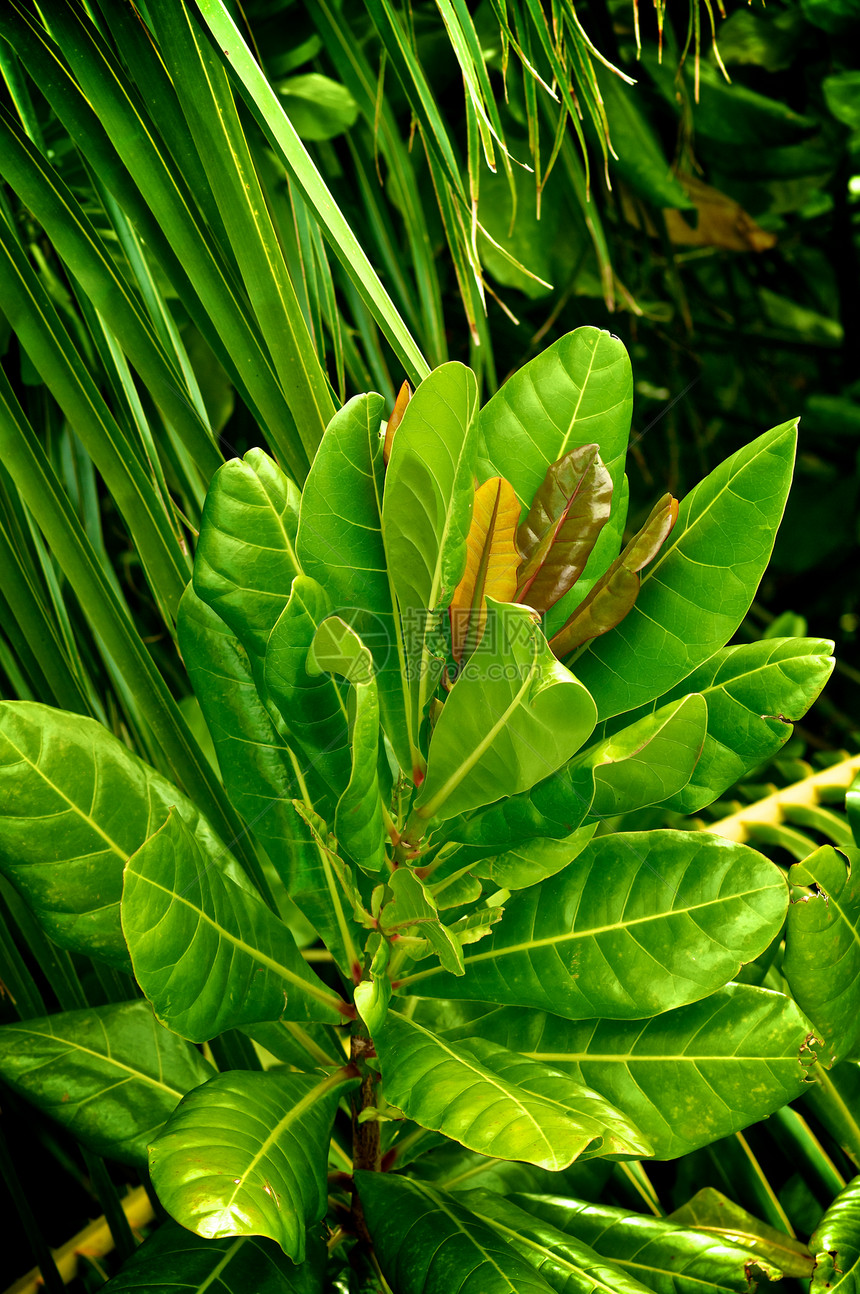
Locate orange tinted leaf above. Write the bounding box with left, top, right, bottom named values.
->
left=623, top=493, right=678, bottom=571
left=383, top=380, right=412, bottom=466
left=449, top=477, right=520, bottom=663
left=516, top=444, right=613, bottom=613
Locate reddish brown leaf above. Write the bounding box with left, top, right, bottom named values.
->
left=516, top=444, right=613, bottom=613
left=449, top=476, right=521, bottom=663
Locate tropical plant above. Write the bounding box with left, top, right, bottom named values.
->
left=0, top=325, right=843, bottom=1292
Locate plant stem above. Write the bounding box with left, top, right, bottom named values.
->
left=350, top=1023, right=381, bottom=1246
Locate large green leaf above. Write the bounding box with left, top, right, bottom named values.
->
left=503, top=1193, right=784, bottom=1294
left=616, top=637, right=835, bottom=814
left=784, top=845, right=860, bottom=1065
left=102, top=1222, right=324, bottom=1294
left=573, top=422, right=798, bottom=719
left=263, top=576, right=351, bottom=802
left=802, top=1062, right=860, bottom=1171
left=0, top=701, right=231, bottom=968
left=400, top=832, right=788, bottom=1019
left=356, top=1171, right=557, bottom=1294
left=297, top=392, right=411, bottom=770
left=373, top=1012, right=649, bottom=1170
left=451, top=984, right=815, bottom=1158
left=149, top=1068, right=358, bottom=1261
left=810, top=1175, right=860, bottom=1294
left=0, top=1000, right=213, bottom=1167
left=381, top=361, right=478, bottom=752
left=570, top=694, right=707, bottom=821
left=454, top=1192, right=674, bottom=1294
left=667, top=1189, right=814, bottom=1279
left=410, top=600, right=597, bottom=824
left=122, top=809, right=349, bottom=1040
left=194, top=450, right=301, bottom=660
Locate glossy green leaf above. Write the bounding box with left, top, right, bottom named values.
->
left=802, top=1061, right=860, bottom=1171
left=411, top=600, right=597, bottom=824
left=122, top=809, right=348, bottom=1041
left=516, top=445, right=613, bottom=614
left=400, top=832, right=787, bottom=1019
left=408, top=1140, right=613, bottom=1201
left=312, top=616, right=387, bottom=872
left=570, top=694, right=708, bottom=821
left=454, top=1191, right=669, bottom=1294
left=194, top=450, right=301, bottom=660
left=810, top=1175, right=860, bottom=1294
left=373, top=1012, right=650, bottom=1170
left=625, top=637, right=835, bottom=814
left=573, top=422, right=797, bottom=719
left=469, top=824, right=597, bottom=891
left=784, top=845, right=860, bottom=1065
left=356, top=1170, right=560, bottom=1294
left=0, top=701, right=230, bottom=968
left=355, top=933, right=393, bottom=1033
left=263, top=577, right=351, bottom=802
left=452, top=984, right=815, bottom=1159
left=149, top=1068, right=358, bottom=1260
left=297, top=392, right=411, bottom=770
left=668, top=1189, right=814, bottom=1280
left=382, top=361, right=479, bottom=748
left=102, top=1222, right=324, bottom=1294
left=383, top=869, right=464, bottom=975
left=505, top=1193, right=785, bottom=1294
left=479, top=328, right=631, bottom=537
left=0, top=1000, right=213, bottom=1167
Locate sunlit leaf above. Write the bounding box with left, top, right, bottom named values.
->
left=450, top=476, right=521, bottom=663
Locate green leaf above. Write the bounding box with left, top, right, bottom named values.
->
left=263, top=577, right=352, bottom=803
left=408, top=1141, right=613, bottom=1201
left=516, top=445, right=613, bottom=615
left=668, top=1189, right=814, bottom=1280
left=149, top=1068, right=358, bottom=1261
left=802, top=1062, right=860, bottom=1172
left=478, top=327, right=631, bottom=530
left=411, top=600, right=597, bottom=823
left=277, top=73, right=358, bottom=140
left=0, top=1000, right=213, bottom=1167
left=0, top=701, right=230, bottom=968
left=399, top=832, right=788, bottom=1019
left=383, top=869, right=464, bottom=975
left=355, top=1171, right=559, bottom=1294
left=297, top=392, right=411, bottom=770
left=312, top=616, right=387, bottom=872
left=355, top=934, right=393, bottom=1033
left=573, top=423, right=798, bottom=719
left=452, top=1191, right=665, bottom=1294
left=784, top=845, right=860, bottom=1065
left=452, top=984, right=815, bottom=1159
left=102, top=1222, right=325, bottom=1294
left=382, top=361, right=479, bottom=749
left=503, top=1193, right=786, bottom=1294
left=468, top=824, right=597, bottom=891
left=625, top=637, right=835, bottom=815
left=194, top=450, right=301, bottom=661
left=570, top=694, right=708, bottom=820
left=372, top=1012, right=650, bottom=1170
left=810, top=1175, right=860, bottom=1294
left=122, top=809, right=349, bottom=1041
left=595, top=67, right=697, bottom=212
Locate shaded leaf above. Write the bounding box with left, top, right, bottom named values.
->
left=508, top=1193, right=787, bottom=1294
left=356, top=1171, right=556, bottom=1294
left=411, top=600, right=596, bottom=824
left=573, top=423, right=797, bottom=719
left=400, top=832, right=787, bottom=1020
left=276, top=72, right=358, bottom=141
left=784, top=845, right=860, bottom=1065
left=670, top=1189, right=814, bottom=1280
left=149, top=1068, right=358, bottom=1261
left=374, top=1013, right=650, bottom=1170
left=0, top=1000, right=213, bottom=1167
left=450, top=476, right=521, bottom=663
left=453, top=984, right=815, bottom=1159
left=0, top=701, right=229, bottom=968
left=516, top=445, right=613, bottom=615
left=122, top=809, right=349, bottom=1041
left=102, top=1221, right=324, bottom=1293
left=312, top=615, right=387, bottom=873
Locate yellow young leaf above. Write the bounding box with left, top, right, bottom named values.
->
left=383, top=380, right=412, bottom=466
left=449, top=476, right=521, bottom=664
